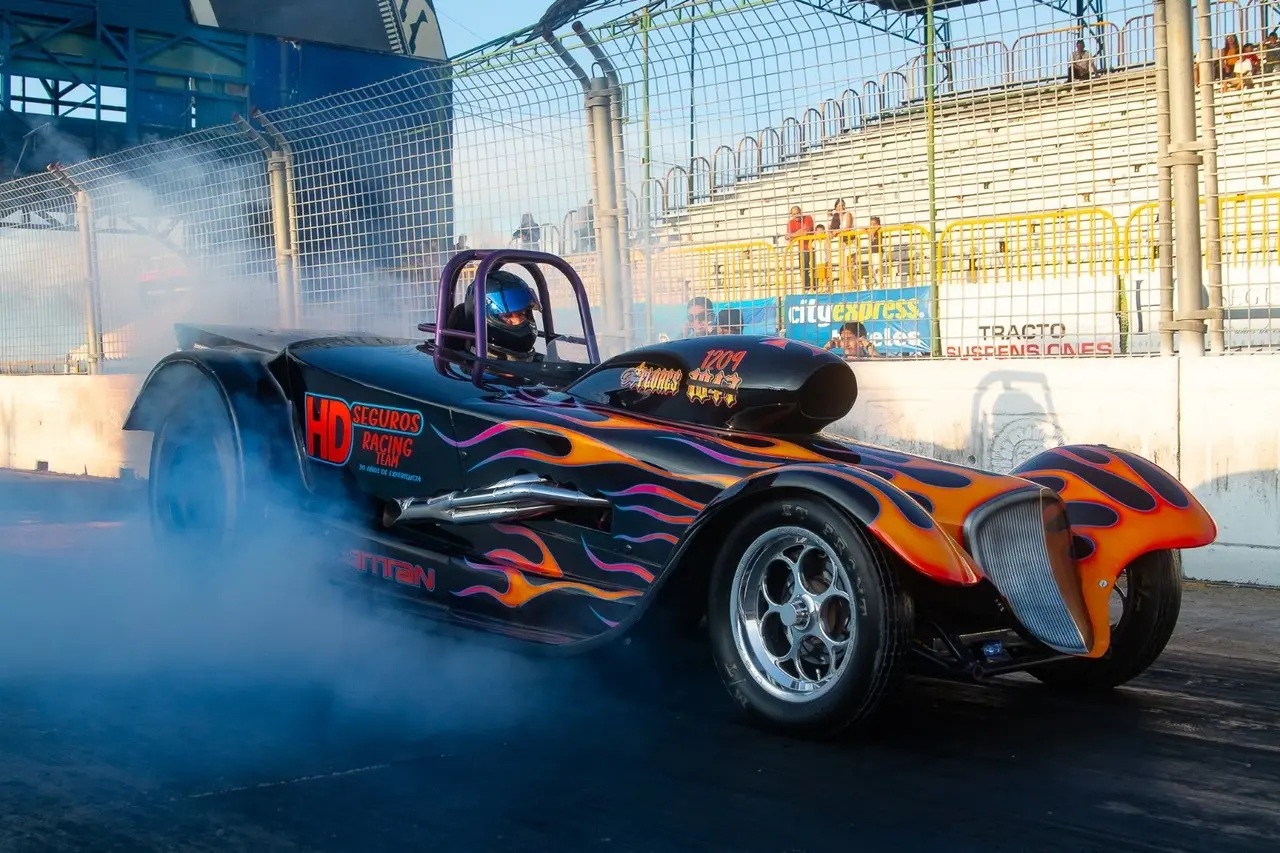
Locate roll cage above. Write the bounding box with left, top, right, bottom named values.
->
left=418, top=249, right=602, bottom=385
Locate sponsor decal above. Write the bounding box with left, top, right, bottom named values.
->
left=697, top=348, right=748, bottom=373
left=350, top=403, right=423, bottom=435
left=346, top=548, right=436, bottom=591
left=687, top=349, right=745, bottom=407
left=620, top=362, right=683, bottom=396
left=304, top=393, right=425, bottom=471
left=945, top=341, right=1115, bottom=358
left=945, top=321, right=1114, bottom=358
left=357, top=463, right=423, bottom=483
left=361, top=431, right=414, bottom=468
left=979, top=322, right=1068, bottom=340
left=783, top=287, right=932, bottom=355
left=306, top=394, right=355, bottom=466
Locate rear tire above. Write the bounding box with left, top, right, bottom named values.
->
left=1031, top=549, right=1182, bottom=691
left=146, top=369, right=270, bottom=570
left=707, top=496, right=913, bottom=739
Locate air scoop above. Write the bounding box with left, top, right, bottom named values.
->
left=382, top=473, right=611, bottom=527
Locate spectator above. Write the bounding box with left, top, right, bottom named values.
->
left=1069, top=40, right=1094, bottom=81
left=786, top=205, right=816, bottom=292
left=1220, top=34, right=1241, bottom=80
left=717, top=307, right=744, bottom=335
left=1224, top=42, right=1257, bottom=91
left=454, top=235, right=468, bottom=251
left=682, top=296, right=716, bottom=337
left=1264, top=31, right=1280, bottom=76
left=823, top=321, right=878, bottom=360
left=512, top=213, right=541, bottom=249
left=828, top=198, right=853, bottom=233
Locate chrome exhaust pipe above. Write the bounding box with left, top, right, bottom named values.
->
left=383, top=474, right=611, bottom=528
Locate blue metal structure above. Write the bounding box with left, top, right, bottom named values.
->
left=0, top=0, right=446, bottom=175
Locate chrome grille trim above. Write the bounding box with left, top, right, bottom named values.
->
left=964, top=487, right=1090, bottom=655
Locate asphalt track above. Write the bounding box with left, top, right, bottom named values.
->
left=0, top=472, right=1278, bottom=852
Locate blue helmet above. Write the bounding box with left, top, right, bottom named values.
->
left=462, top=269, right=541, bottom=357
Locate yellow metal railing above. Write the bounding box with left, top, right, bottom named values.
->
left=640, top=240, right=787, bottom=304
left=1124, top=191, right=1280, bottom=272
left=939, top=208, right=1122, bottom=283
left=533, top=194, right=1280, bottom=312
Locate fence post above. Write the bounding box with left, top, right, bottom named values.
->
left=585, top=77, right=626, bottom=353
left=235, top=113, right=298, bottom=328
left=255, top=111, right=303, bottom=329
left=1195, top=0, right=1225, bottom=355
left=48, top=164, right=104, bottom=375
left=1164, top=0, right=1208, bottom=357
left=1153, top=1, right=1176, bottom=357
left=573, top=22, right=633, bottom=346
left=544, top=28, right=626, bottom=355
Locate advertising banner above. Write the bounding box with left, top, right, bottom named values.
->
left=936, top=276, right=1120, bottom=359
left=782, top=286, right=933, bottom=356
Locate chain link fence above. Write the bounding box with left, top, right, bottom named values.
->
left=1, top=0, right=1277, bottom=372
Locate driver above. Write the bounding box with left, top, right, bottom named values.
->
left=460, top=269, right=544, bottom=362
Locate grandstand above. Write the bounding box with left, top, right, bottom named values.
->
left=549, top=7, right=1280, bottom=355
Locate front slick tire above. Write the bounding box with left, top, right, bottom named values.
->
left=707, top=496, right=912, bottom=740
left=1031, top=549, right=1183, bottom=692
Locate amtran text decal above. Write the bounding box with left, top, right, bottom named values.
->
left=783, top=286, right=932, bottom=355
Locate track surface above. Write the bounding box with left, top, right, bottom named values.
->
left=0, top=473, right=1277, bottom=852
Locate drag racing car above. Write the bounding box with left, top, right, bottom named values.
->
left=122, top=249, right=1218, bottom=739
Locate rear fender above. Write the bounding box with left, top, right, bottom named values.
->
left=123, top=349, right=306, bottom=493
left=1014, top=444, right=1216, bottom=652
left=676, top=462, right=982, bottom=586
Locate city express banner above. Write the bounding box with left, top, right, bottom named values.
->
left=783, top=287, right=932, bottom=355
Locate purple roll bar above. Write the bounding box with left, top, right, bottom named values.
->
left=419, top=249, right=601, bottom=384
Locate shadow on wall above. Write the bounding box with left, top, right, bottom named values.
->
left=969, top=369, right=1067, bottom=474
left=835, top=366, right=1068, bottom=474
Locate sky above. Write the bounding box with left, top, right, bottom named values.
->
left=433, top=0, right=552, bottom=56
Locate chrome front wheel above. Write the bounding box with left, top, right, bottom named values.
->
left=708, top=496, right=913, bottom=739
left=729, top=526, right=857, bottom=703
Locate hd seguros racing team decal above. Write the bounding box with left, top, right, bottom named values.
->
left=304, top=393, right=424, bottom=469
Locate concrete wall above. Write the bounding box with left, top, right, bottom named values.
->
left=3, top=355, right=1278, bottom=586
left=0, top=375, right=147, bottom=479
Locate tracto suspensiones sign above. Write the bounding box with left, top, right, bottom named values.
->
left=782, top=287, right=933, bottom=356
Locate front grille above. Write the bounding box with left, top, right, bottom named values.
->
left=965, top=488, right=1093, bottom=655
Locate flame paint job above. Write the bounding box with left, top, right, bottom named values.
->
left=601, top=484, right=706, bottom=511
left=456, top=524, right=645, bottom=610
left=1013, top=445, right=1217, bottom=657
left=705, top=462, right=982, bottom=585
